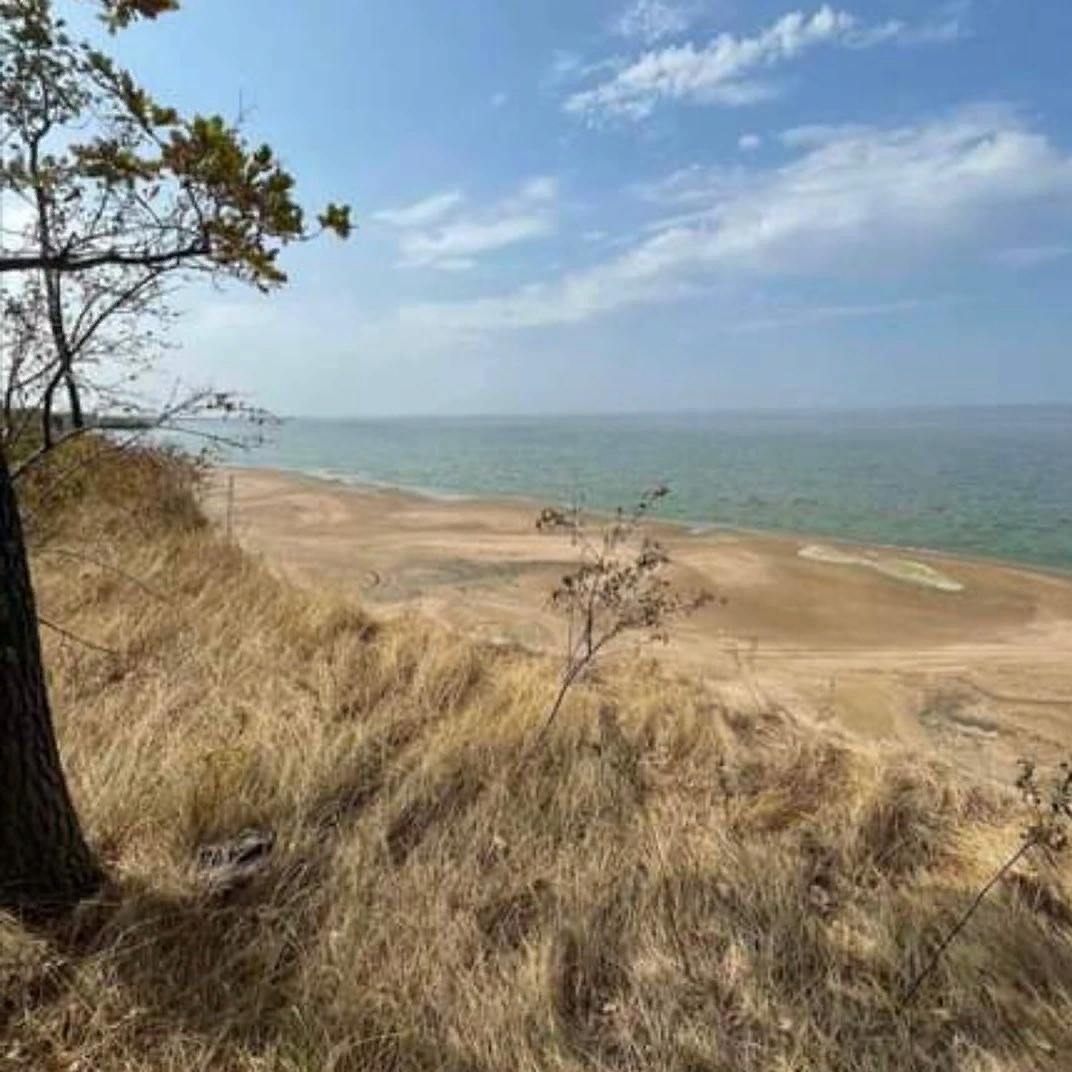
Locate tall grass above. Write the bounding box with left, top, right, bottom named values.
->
left=1, top=440, right=1070, bottom=1071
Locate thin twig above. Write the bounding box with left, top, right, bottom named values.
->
left=37, top=545, right=166, bottom=600
left=529, top=628, right=620, bottom=755
left=10, top=424, right=94, bottom=481
left=38, top=615, right=120, bottom=657
left=118, top=422, right=249, bottom=452
left=900, top=838, right=1036, bottom=1008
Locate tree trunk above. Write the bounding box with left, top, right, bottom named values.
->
left=0, top=441, right=101, bottom=913
left=45, top=267, right=84, bottom=432
left=64, top=372, right=84, bottom=430
left=41, top=370, right=61, bottom=451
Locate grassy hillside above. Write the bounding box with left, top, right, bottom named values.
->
left=2, top=440, right=1071, bottom=1071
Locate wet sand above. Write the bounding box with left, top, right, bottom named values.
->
left=202, top=467, right=1072, bottom=782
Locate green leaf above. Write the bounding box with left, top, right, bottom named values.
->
left=98, top=0, right=181, bottom=33
left=317, top=203, right=353, bottom=239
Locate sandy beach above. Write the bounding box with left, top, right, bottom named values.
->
left=202, top=466, right=1072, bottom=782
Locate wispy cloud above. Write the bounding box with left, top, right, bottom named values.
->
left=565, top=5, right=955, bottom=123
left=398, top=256, right=700, bottom=336
left=395, top=109, right=1072, bottom=333
left=517, top=176, right=559, bottom=202
left=625, top=109, right=1072, bottom=277
left=905, top=0, right=973, bottom=44
left=724, top=294, right=971, bottom=332
left=738, top=133, right=763, bottom=152
left=375, top=178, right=559, bottom=271
left=632, top=163, right=754, bottom=207
left=779, top=122, right=870, bottom=148
left=372, top=191, right=465, bottom=229
left=990, top=244, right=1072, bottom=268
left=546, top=49, right=585, bottom=86
left=544, top=50, right=625, bottom=90
left=399, top=217, right=553, bottom=272
left=614, top=0, right=694, bottom=43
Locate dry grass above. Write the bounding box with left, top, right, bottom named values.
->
left=2, top=440, right=1071, bottom=1071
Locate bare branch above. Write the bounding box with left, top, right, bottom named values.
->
left=37, top=614, right=119, bottom=656
left=531, top=488, right=715, bottom=751
left=10, top=423, right=94, bottom=480
left=901, top=757, right=1072, bottom=1006
left=38, top=543, right=166, bottom=599
left=0, top=239, right=209, bottom=274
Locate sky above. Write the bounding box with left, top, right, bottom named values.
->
left=71, top=1, right=1072, bottom=414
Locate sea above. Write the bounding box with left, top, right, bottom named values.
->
left=157, top=405, right=1072, bottom=574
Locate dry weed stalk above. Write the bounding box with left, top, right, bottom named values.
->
left=532, top=485, right=713, bottom=747
left=529, top=487, right=715, bottom=980
left=902, top=757, right=1072, bottom=1006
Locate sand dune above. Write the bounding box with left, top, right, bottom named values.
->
left=203, top=467, right=1072, bottom=784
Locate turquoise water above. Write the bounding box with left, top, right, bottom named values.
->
left=167, top=406, right=1072, bottom=573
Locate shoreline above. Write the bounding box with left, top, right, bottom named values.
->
left=212, top=459, right=1072, bottom=584
left=201, top=463, right=1072, bottom=780
left=201, top=465, right=1072, bottom=776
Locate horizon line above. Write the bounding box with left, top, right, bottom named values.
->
left=270, top=401, right=1072, bottom=422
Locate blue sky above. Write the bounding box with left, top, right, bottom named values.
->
left=103, top=0, right=1072, bottom=415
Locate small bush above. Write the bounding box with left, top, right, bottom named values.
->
left=17, top=434, right=209, bottom=543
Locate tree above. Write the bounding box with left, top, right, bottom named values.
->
left=1, top=246, right=176, bottom=453
left=0, top=433, right=103, bottom=908
left=0, top=277, right=51, bottom=448
left=0, top=0, right=351, bottom=913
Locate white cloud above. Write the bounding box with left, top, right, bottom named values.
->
left=376, top=177, right=559, bottom=271
left=395, top=110, right=1072, bottom=332
left=565, top=5, right=950, bottom=123
left=903, top=0, right=972, bottom=44
left=518, top=176, right=559, bottom=202
left=632, top=163, right=753, bottom=206
left=400, top=216, right=554, bottom=269
left=614, top=0, right=693, bottom=43
left=430, top=257, right=479, bottom=272
left=547, top=49, right=584, bottom=85
left=724, top=294, right=971, bottom=332
left=545, top=50, right=625, bottom=89
left=628, top=110, right=1072, bottom=277
left=779, top=122, right=870, bottom=148
left=491, top=91, right=509, bottom=108
left=373, top=190, right=465, bottom=229
left=738, top=133, right=763, bottom=151
left=397, top=256, right=701, bottom=336
left=990, top=244, right=1072, bottom=268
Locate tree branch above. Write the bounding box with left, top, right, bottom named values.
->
left=11, top=424, right=95, bottom=482
left=900, top=838, right=1037, bottom=1007
left=37, top=614, right=119, bottom=656
left=68, top=264, right=167, bottom=351
left=0, top=239, right=209, bottom=275
left=38, top=545, right=166, bottom=600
